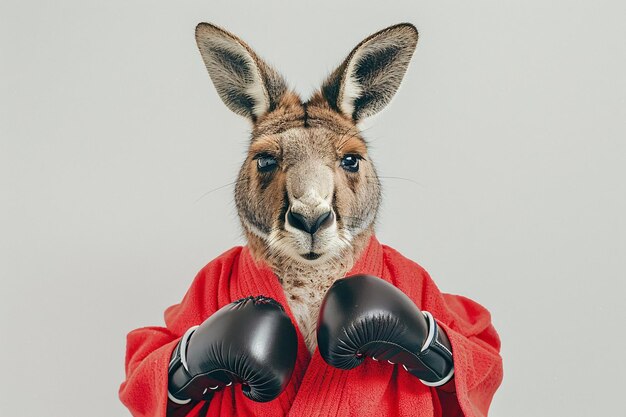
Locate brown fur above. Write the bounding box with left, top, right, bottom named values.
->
left=195, top=22, right=418, bottom=352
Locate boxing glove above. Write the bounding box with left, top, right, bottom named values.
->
left=317, top=275, right=454, bottom=387
left=168, top=296, right=298, bottom=403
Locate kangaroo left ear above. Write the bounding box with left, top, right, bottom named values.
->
left=195, top=23, right=288, bottom=122
left=320, top=23, right=418, bottom=122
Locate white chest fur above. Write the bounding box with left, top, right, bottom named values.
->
left=278, top=259, right=352, bottom=353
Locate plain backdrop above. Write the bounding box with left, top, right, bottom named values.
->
left=1, top=1, right=625, bottom=416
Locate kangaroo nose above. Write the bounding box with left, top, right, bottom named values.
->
left=287, top=210, right=334, bottom=235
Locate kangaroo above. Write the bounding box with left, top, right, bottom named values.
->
left=194, top=22, right=418, bottom=353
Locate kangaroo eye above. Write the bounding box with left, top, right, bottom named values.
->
left=340, top=154, right=360, bottom=172
left=256, top=154, right=278, bottom=172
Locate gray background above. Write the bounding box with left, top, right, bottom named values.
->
left=1, top=1, right=625, bottom=416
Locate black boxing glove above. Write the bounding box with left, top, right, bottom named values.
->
left=317, top=275, right=454, bottom=387
left=167, top=296, right=298, bottom=404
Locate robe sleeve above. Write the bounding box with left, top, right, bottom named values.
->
left=435, top=294, right=503, bottom=417
left=387, top=250, right=503, bottom=417
left=118, top=251, right=235, bottom=417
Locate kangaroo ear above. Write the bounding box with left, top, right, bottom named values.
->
left=195, top=23, right=288, bottom=121
left=320, top=23, right=418, bottom=122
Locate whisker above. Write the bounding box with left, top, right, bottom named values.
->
left=336, top=126, right=360, bottom=151
left=340, top=215, right=367, bottom=221
left=339, top=125, right=359, bottom=139
left=194, top=179, right=242, bottom=203
left=369, top=175, right=425, bottom=188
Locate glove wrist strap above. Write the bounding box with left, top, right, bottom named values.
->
left=411, top=311, right=455, bottom=387
left=167, top=325, right=199, bottom=404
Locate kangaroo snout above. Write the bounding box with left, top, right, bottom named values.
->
left=287, top=209, right=334, bottom=235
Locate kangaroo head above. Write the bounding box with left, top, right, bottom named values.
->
left=195, top=23, right=418, bottom=268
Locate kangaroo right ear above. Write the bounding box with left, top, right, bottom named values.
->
left=320, top=23, right=418, bottom=122
left=195, top=23, right=288, bottom=121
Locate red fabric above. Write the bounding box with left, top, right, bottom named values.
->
left=119, top=236, right=503, bottom=417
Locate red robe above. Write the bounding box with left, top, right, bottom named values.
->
left=119, top=236, right=503, bottom=417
